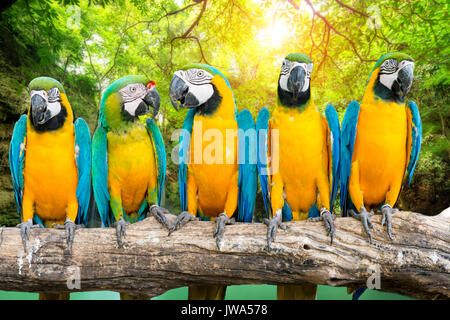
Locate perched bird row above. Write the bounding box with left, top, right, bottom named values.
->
left=8, top=52, right=421, bottom=300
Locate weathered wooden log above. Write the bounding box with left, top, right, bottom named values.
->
left=0, top=211, right=448, bottom=299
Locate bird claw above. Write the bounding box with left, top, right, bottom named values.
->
left=113, top=217, right=129, bottom=248
left=0, top=225, right=5, bottom=247
left=350, top=207, right=374, bottom=244
left=51, top=219, right=83, bottom=251
left=213, top=213, right=235, bottom=249
left=147, top=205, right=170, bottom=229
left=168, top=211, right=197, bottom=236
left=64, top=219, right=76, bottom=251
left=264, top=211, right=286, bottom=251
left=381, top=204, right=397, bottom=241
left=16, top=218, right=33, bottom=251
left=322, top=209, right=336, bottom=245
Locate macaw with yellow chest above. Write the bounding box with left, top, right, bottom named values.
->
left=168, top=64, right=257, bottom=300
left=256, top=53, right=340, bottom=299
left=92, top=75, right=169, bottom=249
left=9, top=77, right=91, bottom=252
left=340, top=52, right=421, bottom=246
left=9, top=77, right=91, bottom=300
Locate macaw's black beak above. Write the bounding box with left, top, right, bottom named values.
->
left=139, top=87, right=160, bottom=117
left=169, top=75, right=189, bottom=111
left=393, top=64, right=414, bottom=102
left=31, top=94, right=48, bottom=125
left=287, top=66, right=306, bottom=101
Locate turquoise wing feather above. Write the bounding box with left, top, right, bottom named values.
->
left=179, top=109, right=196, bottom=212
left=236, top=109, right=257, bottom=223
left=256, top=107, right=271, bottom=219
left=9, top=114, right=27, bottom=218
left=74, top=118, right=92, bottom=225
left=339, top=100, right=360, bottom=217
left=325, top=104, right=341, bottom=210
left=145, top=118, right=166, bottom=206
left=406, top=101, right=422, bottom=185
left=92, top=125, right=111, bottom=227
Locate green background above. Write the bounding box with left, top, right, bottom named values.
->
left=0, top=285, right=413, bottom=300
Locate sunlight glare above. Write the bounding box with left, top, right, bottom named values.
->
left=257, top=18, right=291, bottom=49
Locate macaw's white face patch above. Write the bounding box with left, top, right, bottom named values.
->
left=30, top=87, right=62, bottom=123
left=379, top=59, right=415, bottom=90
left=279, top=59, right=313, bottom=92
left=119, top=83, right=147, bottom=116
left=174, top=69, right=215, bottom=106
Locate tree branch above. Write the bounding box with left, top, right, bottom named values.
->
left=0, top=211, right=448, bottom=299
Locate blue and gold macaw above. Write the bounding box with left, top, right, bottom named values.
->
left=92, top=75, right=169, bottom=251
left=340, top=53, right=421, bottom=299
left=168, top=63, right=257, bottom=300
left=257, top=53, right=340, bottom=299
left=9, top=77, right=91, bottom=300
left=9, top=77, right=91, bottom=251
left=340, top=52, right=421, bottom=241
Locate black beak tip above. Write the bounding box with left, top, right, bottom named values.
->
left=169, top=75, right=189, bottom=111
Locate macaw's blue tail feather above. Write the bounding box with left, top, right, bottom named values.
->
left=308, top=204, right=320, bottom=218
left=352, top=288, right=366, bottom=300
left=236, top=109, right=257, bottom=223
left=179, top=109, right=196, bottom=212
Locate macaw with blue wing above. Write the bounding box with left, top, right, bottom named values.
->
left=340, top=52, right=421, bottom=246
left=92, top=75, right=169, bottom=249
left=9, top=77, right=91, bottom=253
left=257, top=53, right=340, bottom=299
left=168, top=64, right=257, bottom=300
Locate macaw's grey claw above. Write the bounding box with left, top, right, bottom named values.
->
left=381, top=204, right=397, bottom=241
left=51, top=219, right=83, bottom=251
left=308, top=209, right=336, bottom=245
left=64, top=219, right=76, bottom=250
left=113, top=217, right=130, bottom=248
left=349, top=207, right=374, bottom=244
left=168, top=211, right=197, bottom=236
left=322, top=209, right=336, bottom=245
left=0, top=226, right=5, bottom=247
left=264, top=211, right=287, bottom=251
left=16, top=218, right=33, bottom=251
left=213, top=213, right=235, bottom=249
left=148, top=205, right=170, bottom=229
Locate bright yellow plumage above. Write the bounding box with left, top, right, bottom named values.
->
left=107, top=123, right=158, bottom=220
left=186, top=75, right=238, bottom=219
left=22, top=93, right=78, bottom=227
left=349, top=68, right=408, bottom=209
left=268, top=101, right=331, bottom=221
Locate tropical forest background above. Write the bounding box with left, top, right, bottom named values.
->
left=0, top=0, right=448, bottom=226
left=0, top=0, right=448, bottom=301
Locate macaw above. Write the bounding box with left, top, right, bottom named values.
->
left=9, top=76, right=91, bottom=249
left=256, top=53, right=340, bottom=300
left=340, top=52, right=421, bottom=300
left=92, top=75, right=169, bottom=251
left=168, top=63, right=257, bottom=300
left=9, top=77, right=91, bottom=300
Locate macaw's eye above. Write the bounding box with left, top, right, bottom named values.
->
left=130, top=86, right=137, bottom=93
left=197, top=71, right=204, bottom=77
left=48, top=87, right=60, bottom=102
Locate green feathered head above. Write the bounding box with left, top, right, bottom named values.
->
left=28, top=76, right=66, bottom=94
left=285, top=53, right=313, bottom=64
left=99, top=75, right=160, bottom=130
left=278, top=53, right=313, bottom=108
left=368, top=52, right=415, bottom=103
left=169, top=63, right=235, bottom=115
